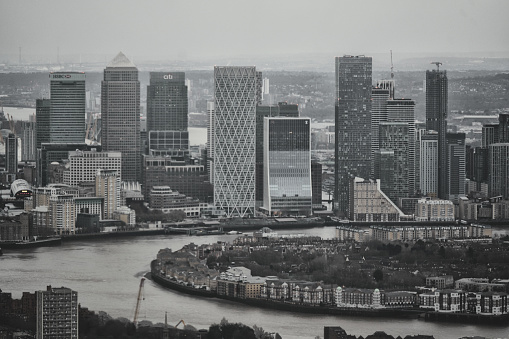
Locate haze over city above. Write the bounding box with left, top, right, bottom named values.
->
left=1, top=0, right=509, bottom=67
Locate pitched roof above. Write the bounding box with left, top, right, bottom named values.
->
left=107, top=52, right=136, bottom=68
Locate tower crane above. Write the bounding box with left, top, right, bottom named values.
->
left=133, top=277, right=145, bottom=326
left=431, top=61, right=442, bottom=71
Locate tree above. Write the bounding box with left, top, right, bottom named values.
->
left=373, top=269, right=384, bottom=283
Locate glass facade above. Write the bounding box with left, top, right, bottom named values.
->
left=264, top=117, right=312, bottom=215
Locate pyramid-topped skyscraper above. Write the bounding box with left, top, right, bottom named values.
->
left=101, top=52, right=141, bottom=182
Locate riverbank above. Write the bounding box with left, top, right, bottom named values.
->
left=150, top=259, right=509, bottom=325
left=149, top=260, right=422, bottom=320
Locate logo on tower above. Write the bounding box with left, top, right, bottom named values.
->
left=163, top=74, right=173, bottom=80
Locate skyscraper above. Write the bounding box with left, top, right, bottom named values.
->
left=96, top=169, right=121, bottom=219
left=35, top=99, right=51, bottom=149
left=426, top=69, right=448, bottom=199
left=377, top=122, right=410, bottom=205
left=419, top=130, right=439, bottom=197
left=263, top=117, right=312, bottom=216
left=207, top=101, right=215, bottom=185
left=489, top=143, right=509, bottom=199
left=49, top=72, right=86, bottom=144
left=6, top=133, right=18, bottom=175
left=36, top=286, right=78, bottom=339
left=446, top=133, right=466, bottom=202
left=371, top=86, right=390, bottom=164
left=387, top=99, right=416, bottom=195
left=146, top=72, right=188, bottom=153
left=334, top=56, right=372, bottom=216
left=101, top=52, right=140, bottom=182
left=213, top=66, right=258, bottom=217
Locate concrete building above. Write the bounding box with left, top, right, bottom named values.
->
left=49, top=194, right=75, bottom=235
left=95, top=169, right=121, bottom=219
left=263, top=117, right=312, bottom=216
left=349, top=177, right=405, bottom=222
left=335, top=56, right=372, bottom=216
left=113, top=206, right=136, bottom=226
left=36, top=286, right=78, bottom=339
left=101, top=52, right=140, bottom=182
left=75, top=197, right=103, bottom=220
left=335, top=287, right=382, bottom=309
left=415, top=199, right=455, bottom=222
left=426, top=69, right=448, bottom=199
left=213, top=66, right=258, bottom=217
left=64, top=149, right=121, bottom=187
left=49, top=72, right=86, bottom=144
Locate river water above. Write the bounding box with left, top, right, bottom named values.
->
left=1, top=227, right=508, bottom=339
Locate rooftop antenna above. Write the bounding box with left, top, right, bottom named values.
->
left=390, top=50, right=394, bottom=79
left=431, top=61, right=442, bottom=71
left=18, top=47, right=21, bottom=65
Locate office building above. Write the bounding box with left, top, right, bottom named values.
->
left=63, top=149, right=121, bottom=187
left=213, top=66, right=258, bottom=217
left=489, top=143, right=509, bottom=199
left=419, top=131, right=439, bottom=197
left=101, top=52, right=141, bottom=182
left=255, top=105, right=279, bottom=205
left=335, top=56, right=372, bottom=216
left=415, top=199, right=455, bottom=222
left=499, top=113, right=509, bottom=143
left=37, top=144, right=98, bottom=187
left=482, top=124, right=499, bottom=148
left=426, top=69, right=448, bottom=199
left=146, top=72, right=188, bottom=154
left=446, top=133, right=466, bottom=202
left=35, top=98, right=51, bottom=149
left=36, top=286, right=78, bottom=339
left=263, top=117, right=312, bottom=216
left=278, top=101, right=299, bottom=117
left=95, top=169, right=121, bottom=219
left=49, top=72, right=86, bottom=144
left=147, top=72, right=187, bottom=132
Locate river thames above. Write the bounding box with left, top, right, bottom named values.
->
left=1, top=227, right=508, bottom=339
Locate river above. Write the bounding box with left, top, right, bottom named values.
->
left=1, top=227, right=508, bottom=339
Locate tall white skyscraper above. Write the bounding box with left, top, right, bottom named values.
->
left=213, top=66, right=258, bottom=217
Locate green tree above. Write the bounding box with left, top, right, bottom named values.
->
left=373, top=269, right=384, bottom=283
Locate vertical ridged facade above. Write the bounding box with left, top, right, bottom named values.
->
left=489, top=143, right=509, bottom=199
left=213, top=66, right=257, bottom=217
left=335, top=56, right=372, bottom=216
left=101, top=52, right=140, bottom=182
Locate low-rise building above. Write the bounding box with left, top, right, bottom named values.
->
left=426, top=276, right=454, bottom=289
left=335, top=287, right=382, bottom=309
left=419, top=289, right=467, bottom=312
left=415, top=199, right=455, bottom=222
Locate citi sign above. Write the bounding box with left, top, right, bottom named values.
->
left=163, top=74, right=173, bottom=80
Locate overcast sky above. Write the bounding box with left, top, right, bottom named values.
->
left=1, top=0, right=509, bottom=64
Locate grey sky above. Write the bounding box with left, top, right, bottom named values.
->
left=1, top=0, right=508, bottom=63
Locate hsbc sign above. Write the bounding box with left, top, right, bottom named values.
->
left=50, top=73, right=85, bottom=81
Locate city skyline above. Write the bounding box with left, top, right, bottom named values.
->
left=1, top=1, right=509, bottom=66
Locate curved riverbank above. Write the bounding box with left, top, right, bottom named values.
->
left=150, top=260, right=509, bottom=325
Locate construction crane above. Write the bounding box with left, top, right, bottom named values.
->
left=431, top=61, right=443, bottom=71
left=175, top=319, right=186, bottom=328
left=6, top=114, right=15, bottom=136
left=133, top=277, right=145, bottom=326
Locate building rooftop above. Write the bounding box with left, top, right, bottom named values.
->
left=107, top=52, right=136, bottom=68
